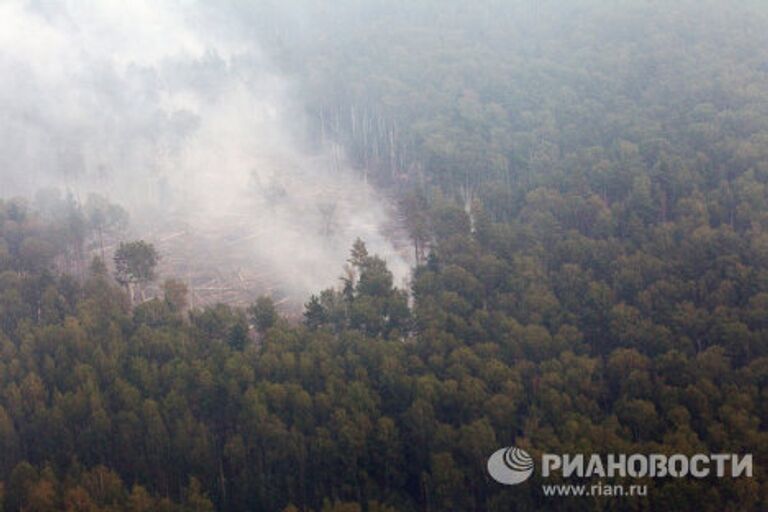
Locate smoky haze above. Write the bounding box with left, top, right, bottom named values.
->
left=0, top=0, right=410, bottom=303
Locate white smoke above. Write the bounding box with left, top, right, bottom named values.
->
left=0, top=0, right=410, bottom=302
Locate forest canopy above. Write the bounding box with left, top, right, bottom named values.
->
left=1, top=0, right=768, bottom=511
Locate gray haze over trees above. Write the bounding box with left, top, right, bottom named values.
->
left=2, top=1, right=768, bottom=510
left=0, top=0, right=409, bottom=299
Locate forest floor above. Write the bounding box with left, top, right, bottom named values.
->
left=89, top=192, right=412, bottom=316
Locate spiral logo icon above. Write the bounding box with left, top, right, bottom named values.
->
left=487, top=446, right=535, bottom=485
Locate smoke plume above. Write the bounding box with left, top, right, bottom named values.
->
left=0, top=0, right=410, bottom=304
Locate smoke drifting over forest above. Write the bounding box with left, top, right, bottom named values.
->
left=0, top=0, right=409, bottom=300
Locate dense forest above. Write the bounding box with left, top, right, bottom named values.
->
left=1, top=0, right=768, bottom=510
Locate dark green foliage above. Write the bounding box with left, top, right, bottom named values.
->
left=113, top=240, right=159, bottom=286
left=249, top=295, right=278, bottom=334
left=1, top=208, right=765, bottom=510
left=307, top=240, right=411, bottom=339
left=228, top=318, right=249, bottom=350
left=303, top=294, right=327, bottom=330
left=3, top=1, right=768, bottom=510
